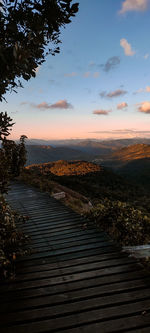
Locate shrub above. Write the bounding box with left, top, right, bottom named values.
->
left=0, top=195, right=29, bottom=279
left=88, top=199, right=150, bottom=246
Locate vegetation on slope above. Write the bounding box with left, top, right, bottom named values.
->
left=21, top=159, right=150, bottom=246
left=26, top=160, right=101, bottom=176
left=111, top=144, right=150, bottom=162
left=87, top=199, right=150, bottom=246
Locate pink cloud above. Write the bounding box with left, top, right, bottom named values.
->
left=20, top=101, right=28, bottom=105
left=93, top=72, right=100, bottom=78
left=119, top=0, right=148, bottom=15
left=138, top=101, right=150, bottom=113
left=120, top=38, right=135, bottom=56
left=107, top=89, right=127, bottom=98
left=34, top=100, right=73, bottom=110
left=64, top=72, right=77, bottom=77
left=93, top=109, right=111, bottom=115
left=83, top=72, right=90, bottom=78
left=117, top=102, right=128, bottom=109
left=133, top=86, right=150, bottom=94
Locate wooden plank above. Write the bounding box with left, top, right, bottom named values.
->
left=1, top=270, right=147, bottom=302
left=0, top=263, right=142, bottom=292
left=12, top=257, right=136, bottom=282
left=1, top=288, right=150, bottom=325
left=18, top=216, right=85, bottom=229
left=1, top=299, right=150, bottom=332
left=3, top=182, right=150, bottom=333
left=25, top=232, right=107, bottom=247
left=22, top=239, right=113, bottom=257
left=15, top=247, right=118, bottom=269
left=15, top=241, right=115, bottom=264
left=24, top=227, right=97, bottom=241
left=16, top=251, right=125, bottom=274
left=57, top=315, right=150, bottom=333
left=23, top=236, right=109, bottom=253
left=1, top=277, right=150, bottom=314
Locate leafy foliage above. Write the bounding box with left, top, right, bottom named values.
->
left=0, top=112, right=14, bottom=140
left=87, top=199, right=150, bottom=246
left=0, top=113, right=28, bottom=193
left=18, top=135, right=28, bottom=173
left=0, top=195, right=29, bottom=279
left=0, top=112, right=28, bottom=279
left=0, top=0, right=79, bottom=99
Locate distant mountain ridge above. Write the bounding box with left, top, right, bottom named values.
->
left=26, top=141, right=150, bottom=167
left=111, top=144, right=150, bottom=162
left=102, top=143, right=150, bottom=168
left=26, top=145, right=92, bottom=165
left=24, top=137, right=150, bottom=147
left=102, top=143, right=150, bottom=189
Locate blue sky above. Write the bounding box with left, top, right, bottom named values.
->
left=2, top=0, right=150, bottom=140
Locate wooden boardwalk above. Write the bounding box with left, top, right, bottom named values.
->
left=0, top=182, right=150, bottom=332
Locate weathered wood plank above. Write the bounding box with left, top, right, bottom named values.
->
left=1, top=181, right=149, bottom=333
left=1, top=299, right=150, bottom=332
left=1, top=277, right=149, bottom=314
left=1, top=270, right=147, bottom=302
left=1, top=288, right=150, bottom=325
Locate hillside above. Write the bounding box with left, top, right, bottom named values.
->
left=26, top=160, right=102, bottom=176
left=25, top=160, right=149, bottom=208
left=26, top=145, right=92, bottom=165
left=118, top=158, right=150, bottom=187
left=21, top=159, right=150, bottom=248
left=103, top=143, right=150, bottom=168
left=102, top=144, right=150, bottom=189
left=111, top=144, right=150, bottom=161
left=69, top=140, right=113, bottom=155
left=25, top=141, right=150, bottom=166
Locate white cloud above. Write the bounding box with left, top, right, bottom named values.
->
left=119, top=0, right=148, bottom=15
left=117, top=102, right=128, bottom=109
left=146, top=86, right=150, bottom=92
left=120, top=38, right=135, bottom=56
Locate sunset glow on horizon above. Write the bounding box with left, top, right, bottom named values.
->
left=2, top=0, right=150, bottom=141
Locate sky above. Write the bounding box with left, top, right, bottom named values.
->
left=2, top=0, right=150, bottom=141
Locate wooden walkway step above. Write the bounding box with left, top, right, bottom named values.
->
left=0, top=181, right=150, bottom=332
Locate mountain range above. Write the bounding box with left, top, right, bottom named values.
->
left=25, top=140, right=150, bottom=189
left=26, top=139, right=150, bottom=165
left=102, top=143, right=150, bottom=188
left=26, top=145, right=92, bottom=165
